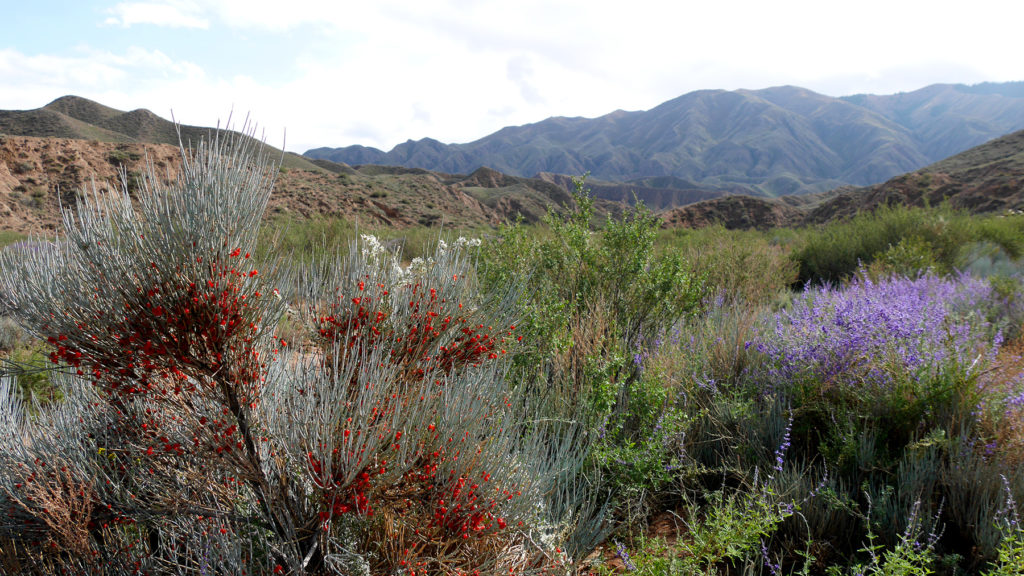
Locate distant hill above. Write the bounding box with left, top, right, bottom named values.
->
left=307, top=83, right=1024, bottom=198
left=0, top=133, right=620, bottom=238
left=804, top=128, right=1024, bottom=222
left=0, top=97, right=626, bottom=229
left=0, top=96, right=321, bottom=172
left=662, top=127, right=1024, bottom=229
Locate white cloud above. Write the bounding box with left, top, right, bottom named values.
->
left=0, top=47, right=208, bottom=117
left=104, top=1, right=209, bottom=29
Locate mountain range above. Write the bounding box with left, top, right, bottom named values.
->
left=1, top=89, right=1023, bottom=237
left=306, top=82, right=1024, bottom=198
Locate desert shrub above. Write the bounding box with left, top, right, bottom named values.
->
left=792, top=205, right=1024, bottom=286
left=480, top=177, right=705, bottom=411
left=661, top=225, right=798, bottom=307
left=478, top=179, right=706, bottom=527
left=0, top=129, right=603, bottom=574
left=259, top=213, right=358, bottom=263
left=824, top=499, right=941, bottom=576
left=261, top=214, right=487, bottom=265
left=105, top=148, right=141, bottom=166
left=866, top=235, right=940, bottom=279
left=12, top=161, right=34, bottom=175
left=598, top=481, right=795, bottom=576
left=758, top=273, right=1004, bottom=398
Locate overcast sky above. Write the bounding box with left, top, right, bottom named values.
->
left=2, top=0, right=1022, bottom=153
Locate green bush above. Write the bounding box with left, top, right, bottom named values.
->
left=792, top=205, right=1024, bottom=286
left=661, top=225, right=798, bottom=306
left=105, top=148, right=140, bottom=166
left=480, top=177, right=705, bottom=410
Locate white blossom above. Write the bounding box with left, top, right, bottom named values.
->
left=360, top=234, right=384, bottom=259
left=454, top=236, right=482, bottom=248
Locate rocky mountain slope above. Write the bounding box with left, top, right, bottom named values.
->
left=662, top=127, right=1024, bottom=229
left=0, top=134, right=619, bottom=237
left=4, top=92, right=1022, bottom=237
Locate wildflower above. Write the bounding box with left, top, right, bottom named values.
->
left=360, top=234, right=384, bottom=258
left=453, top=236, right=482, bottom=248
left=614, top=540, right=636, bottom=572
left=773, top=413, right=793, bottom=473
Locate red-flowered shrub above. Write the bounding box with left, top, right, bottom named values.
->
left=0, top=128, right=604, bottom=575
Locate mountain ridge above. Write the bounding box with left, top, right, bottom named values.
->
left=3, top=90, right=1023, bottom=237
left=307, top=82, right=1024, bottom=197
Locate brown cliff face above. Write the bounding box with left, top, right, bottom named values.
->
left=0, top=135, right=570, bottom=238
left=0, top=135, right=182, bottom=235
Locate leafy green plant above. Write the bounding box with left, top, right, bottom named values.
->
left=827, top=499, right=939, bottom=576
left=480, top=176, right=705, bottom=413
left=596, top=481, right=794, bottom=576
left=982, top=479, right=1024, bottom=576
left=677, top=485, right=795, bottom=575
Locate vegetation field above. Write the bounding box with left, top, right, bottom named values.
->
left=0, top=135, right=1022, bottom=576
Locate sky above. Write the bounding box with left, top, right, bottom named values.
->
left=1, top=0, right=1023, bottom=154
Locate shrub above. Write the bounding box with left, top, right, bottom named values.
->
left=478, top=180, right=706, bottom=528
left=105, top=148, right=141, bottom=166
left=480, top=177, right=705, bottom=415
left=661, top=225, right=798, bottom=307
left=747, top=272, right=1024, bottom=571
left=758, top=273, right=1004, bottom=397
left=792, top=205, right=1024, bottom=286
left=0, top=128, right=603, bottom=574
left=12, top=161, right=34, bottom=175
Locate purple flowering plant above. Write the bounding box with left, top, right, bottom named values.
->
left=757, top=272, right=1005, bottom=396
